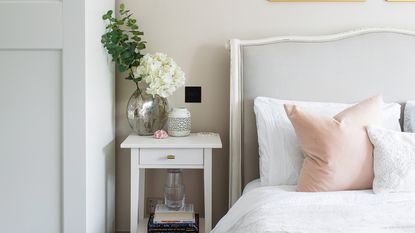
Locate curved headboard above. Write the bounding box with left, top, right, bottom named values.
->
left=229, top=28, right=415, bottom=207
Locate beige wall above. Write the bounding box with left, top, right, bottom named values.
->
left=115, top=0, right=415, bottom=231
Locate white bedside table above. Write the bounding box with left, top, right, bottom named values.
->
left=121, top=133, right=222, bottom=233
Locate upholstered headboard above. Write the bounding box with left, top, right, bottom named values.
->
left=229, top=28, right=415, bottom=207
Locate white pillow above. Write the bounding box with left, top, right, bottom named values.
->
left=367, top=126, right=415, bottom=194
left=404, top=101, right=415, bottom=132
left=254, top=96, right=402, bottom=186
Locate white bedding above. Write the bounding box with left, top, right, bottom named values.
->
left=213, top=186, right=415, bottom=233
left=243, top=179, right=262, bottom=194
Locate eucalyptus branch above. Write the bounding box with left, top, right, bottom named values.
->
left=101, top=3, right=146, bottom=83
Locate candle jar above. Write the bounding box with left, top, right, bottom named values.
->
left=167, top=107, right=191, bottom=137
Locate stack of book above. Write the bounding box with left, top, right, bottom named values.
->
left=148, top=204, right=199, bottom=233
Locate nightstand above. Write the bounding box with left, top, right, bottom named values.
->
left=121, top=133, right=222, bottom=233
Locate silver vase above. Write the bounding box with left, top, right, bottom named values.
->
left=127, top=88, right=169, bottom=136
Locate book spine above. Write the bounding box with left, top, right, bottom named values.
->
left=148, top=230, right=198, bottom=233
left=153, top=220, right=195, bottom=224
left=148, top=232, right=198, bottom=233
left=148, top=227, right=198, bottom=232
left=148, top=213, right=199, bottom=232
left=148, top=223, right=197, bottom=228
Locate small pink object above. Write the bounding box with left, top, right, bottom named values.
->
left=154, top=130, right=168, bottom=139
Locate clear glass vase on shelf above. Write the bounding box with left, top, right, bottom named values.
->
left=164, top=169, right=185, bottom=210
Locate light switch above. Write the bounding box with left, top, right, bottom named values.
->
left=185, top=86, right=202, bottom=103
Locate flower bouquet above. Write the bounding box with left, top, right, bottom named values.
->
left=101, top=4, right=185, bottom=135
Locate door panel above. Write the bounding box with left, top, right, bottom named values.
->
left=0, top=1, right=64, bottom=232
left=0, top=2, right=62, bottom=49
left=0, top=51, right=62, bottom=233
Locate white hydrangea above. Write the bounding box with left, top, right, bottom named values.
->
left=135, top=53, right=186, bottom=98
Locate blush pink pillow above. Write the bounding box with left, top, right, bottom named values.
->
left=284, top=96, right=382, bottom=192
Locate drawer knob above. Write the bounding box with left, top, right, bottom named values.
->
left=166, top=155, right=175, bottom=160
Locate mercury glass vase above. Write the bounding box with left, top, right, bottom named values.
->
left=127, top=88, right=169, bottom=136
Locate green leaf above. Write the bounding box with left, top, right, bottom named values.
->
left=137, top=53, right=144, bottom=59
left=101, top=3, right=146, bottom=76
left=117, top=63, right=128, bottom=72
left=132, top=61, right=140, bottom=66
left=132, top=36, right=141, bottom=42
left=122, top=51, right=132, bottom=59
left=121, top=34, right=128, bottom=41
left=123, top=14, right=133, bottom=21
left=133, top=77, right=142, bottom=83
left=105, top=10, right=113, bottom=19
left=137, top=43, right=146, bottom=50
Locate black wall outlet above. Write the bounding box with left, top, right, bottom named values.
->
left=185, top=86, right=202, bottom=103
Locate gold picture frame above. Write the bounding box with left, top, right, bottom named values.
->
left=268, top=0, right=365, bottom=2
left=386, top=0, right=415, bottom=2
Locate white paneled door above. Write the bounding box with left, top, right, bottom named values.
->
left=0, top=1, right=86, bottom=233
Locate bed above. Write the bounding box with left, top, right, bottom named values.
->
left=213, top=28, right=415, bottom=233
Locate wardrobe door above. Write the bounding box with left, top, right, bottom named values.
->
left=0, top=1, right=86, bottom=233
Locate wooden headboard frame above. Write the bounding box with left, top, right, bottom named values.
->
left=229, top=28, right=415, bottom=207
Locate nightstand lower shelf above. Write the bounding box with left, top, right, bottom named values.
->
left=137, top=217, right=205, bottom=233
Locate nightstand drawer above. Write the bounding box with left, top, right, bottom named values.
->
left=139, top=148, right=203, bottom=165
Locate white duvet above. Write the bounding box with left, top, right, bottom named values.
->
left=212, top=186, right=415, bottom=233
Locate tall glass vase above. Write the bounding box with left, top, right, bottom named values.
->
left=127, top=88, right=169, bottom=136
left=164, top=169, right=185, bottom=210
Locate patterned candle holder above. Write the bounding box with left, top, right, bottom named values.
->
left=167, top=107, right=191, bottom=137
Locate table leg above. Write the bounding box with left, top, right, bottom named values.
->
left=131, top=149, right=139, bottom=233
left=204, top=149, right=212, bottom=233
left=139, top=168, right=145, bottom=221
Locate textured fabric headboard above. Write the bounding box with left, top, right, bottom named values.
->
left=229, top=28, right=415, bottom=207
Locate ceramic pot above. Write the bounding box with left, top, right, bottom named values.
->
left=167, top=107, right=191, bottom=137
